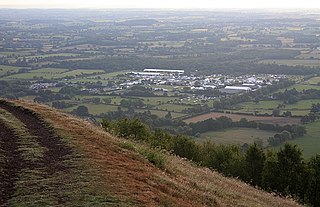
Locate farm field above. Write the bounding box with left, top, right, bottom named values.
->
left=184, top=112, right=301, bottom=125
left=277, top=84, right=320, bottom=92
left=156, top=103, right=193, bottom=112
left=135, top=109, right=187, bottom=119
left=3, top=69, right=104, bottom=80
left=258, top=59, right=320, bottom=67
left=25, top=53, right=81, bottom=59
left=0, top=65, right=25, bottom=76
left=234, top=99, right=320, bottom=116
left=195, top=128, right=275, bottom=146
left=63, top=103, right=120, bottom=115
left=273, top=121, right=320, bottom=158
left=306, top=76, right=320, bottom=85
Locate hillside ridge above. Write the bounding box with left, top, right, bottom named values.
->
left=0, top=99, right=301, bottom=207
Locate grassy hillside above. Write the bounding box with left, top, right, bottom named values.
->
left=0, top=99, right=301, bottom=207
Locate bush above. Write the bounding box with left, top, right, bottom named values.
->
left=119, top=141, right=136, bottom=151
left=138, top=148, right=165, bottom=169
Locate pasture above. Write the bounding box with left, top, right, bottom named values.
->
left=195, top=128, right=275, bottom=146
left=273, top=121, right=320, bottom=158
left=63, top=103, right=120, bottom=115
left=0, top=65, right=24, bottom=76
left=259, top=59, right=320, bottom=67
left=277, top=84, right=320, bottom=92
left=184, top=112, right=301, bottom=125
left=135, top=109, right=186, bottom=119
left=3, top=69, right=104, bottom=80
left=156, top=103, right=194, bottom=112
left=306, top=76, right=320, bottom=85
left=234, top=99, right=320, bottom=116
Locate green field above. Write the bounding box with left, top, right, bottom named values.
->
left=238, top=100, right=280, bottom=110
left=25, top=53, right=81, bottom=59
left=195, top=128, right=275, bottom=146
left=64, top=103, right=120, bottom=115
left=142, top=97, right=180, bottom=105
left=306, top=76, right=320, bottom=85
left=274, top=121, right=320, bottom=158
left=135, top=109, right=186, bottom=119
left=30, top=68, right=69, bottom=74
left=259, top=59, right=320, bottom=67
left=91, top=71, right=129, bottom=79
left=156, top=103, right=194, bottom=112
left=62, top=69, right=105, bottom=77
left=0, top=65, right=24, bottom=76
left=4, top=69, right=104, bottom=80
left=236, top=99, right=320, bottom=116
left=277, top=84, right=320, bottom=92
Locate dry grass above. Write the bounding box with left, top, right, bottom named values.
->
left=9, top=99, right=302, bottom=207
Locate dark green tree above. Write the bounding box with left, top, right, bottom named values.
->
left=73, top=105, right=89, bottom=116
left=276, top=144, right=305, bottom=196
left=244, top=144, right=266, bottom=186
left=306, top=155, right=320, bottom=206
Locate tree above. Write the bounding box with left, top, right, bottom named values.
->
left=165, top=111, right=172, bottom=119
left=276, top=144, right=305, bottom=196
left=172, top=135, right=200, bottom=162
left=114, top=119, right=149, bottom=141
left=262, top=151, right=280, bottom=191
left=73, top=105, right=89, bottom=116
left=103, top=98, right=112, bottom=104
left=244, top=144, right=266, bottom=186
left=272, top=109, right=280, bottom=116
left=283, top=111, right=292, bottom=117
left=306, top=155, right=320, bottom=207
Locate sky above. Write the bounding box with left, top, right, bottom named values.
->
left=1, top=0, right=320, bottom=9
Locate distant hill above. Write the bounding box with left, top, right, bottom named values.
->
left=0, top=99, right=301, bottom=207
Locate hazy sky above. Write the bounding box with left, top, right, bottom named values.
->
left=1, top=0, right=320, bottom=9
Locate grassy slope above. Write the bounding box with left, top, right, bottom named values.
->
left=3, top=99, right=302, bottom=207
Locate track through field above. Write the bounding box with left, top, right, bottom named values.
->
left=0, top=120, right=24, bottom=205
left=0, top=102, right=73, bottom=205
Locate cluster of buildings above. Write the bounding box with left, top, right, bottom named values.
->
left=127, top=69, right=284, bottom=94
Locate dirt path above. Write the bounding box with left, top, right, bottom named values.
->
left=0, top=120, right=24, bottom=205
left=0, top=103, right=73, bottom=205
left=0, top=104, right=72, bottom=176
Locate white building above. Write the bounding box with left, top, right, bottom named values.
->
left=220, top=86, right=252, bottom=94
left=143, top=69, right=184, bottom=74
